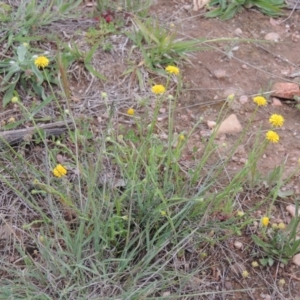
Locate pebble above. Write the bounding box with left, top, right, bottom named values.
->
left=159, top=107, right=166, bottom=113
left=272, top=97, right=283, bottom=106
left=264, top=32, right=280, bottom=42
left=239, top=95, right=248, bottom=104
left=242, top=64, right=248, bottom=69
left=216, top=114, right=243, bottom=136
left=234, top=28, right=243, bottom=36
left=286, top=204, right=300, bottom=217
left=292, top=253, right=300, bottom=266
left=207, top=120, right=216, bottom=129
left=213, top=69, right=227, bottom=79
left=234, top=241, right=243, bottom=249
left=271, top=82, right=300, bottom=99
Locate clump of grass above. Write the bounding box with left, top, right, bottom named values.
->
left=206, top=0, right=285, bottom=20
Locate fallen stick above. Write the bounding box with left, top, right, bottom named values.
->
left=0, top=120, right=74, bottom=149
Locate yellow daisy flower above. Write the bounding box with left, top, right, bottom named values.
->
left=269, top=114, right=284, bottom=127
left=34, top=56, right=49, bottom=69
left=278, top=222, right=286, bottom=230
left=242, top=270, right=249, bottom=278
left=11, top=96, right=19, bottom=103
left=52, top=164, right=67, bottom=178
left=127, top=108, right=135, bottom=116
left=266, top=130, right=279, bottom=143
left=151, top=84, right=166, bottom=95
left=251, top=261, right=259, bottom=267
left=261, top=216, right=269, bottom=227
left=165, top=65, right=180, bottom=75
left=179, top=134, right=185, bottom=141
left=253, top=96, right=267, bottom=106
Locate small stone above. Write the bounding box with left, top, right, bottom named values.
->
left=159, top=107, right=166, bottom=113
left=272, top=97, right=283, bottom=106
left=239, top=95, right=248, bottom=104
left=242, top=64, right=248, bottom=69
left=216, top=114, right=243, bottom=136
left=234, top=28, right=243, bottom=36
left=265, top=32, right=280, bottom=42
left=162, top=291, right=171, bottom=297
left=239, top=158, right=247, bottom=164
left=230, top=263, right=246, bottom=275
left=181, top=115, right=188, bottom=121
left=286, top=204, right=300, bottom=217
left=271, top=82, right=300, bottom=99
left=292, top=253, right=300, bottom=266
left=225, top=281, right=232, bottom=290
left=207, top=120, right=216, bottom=129
left=214, top=69, right=227, bottom=79
left=183, top=4, right=192, bottom=10
left=157, top=114, right=168, bottom=122
left=234, top=241, right=243, bottom=249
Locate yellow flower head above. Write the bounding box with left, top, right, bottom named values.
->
left=151, top=84, right=166, bottom=95
left=11, top=96, right=19, bottom=103
left=236, top=210, right=245, bottom=217
left=242, top=270, right=249, bottom=278
left=269, top=114, right=284, bottom=128
left=278, top=222, right=286, bottom=230
left=160, top=210, right=167, bottom=216
left=266, top=130, right=279, bottom=143
left=165, top=65, right=180, bottom=75
left=34, top=56, right=49, bottom=69
left=52, top=164, right=67, bottom=178
left=179, top=134, right=185, bottom=141
left=253, top=96, right=267, bottom=106
left=251, top=261, right=259, bottom=267
left=261, top=216, right=269, bottom=227
left=127, top=108, right=135, bottom=116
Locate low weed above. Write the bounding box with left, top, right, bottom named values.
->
left=206, top=0, right=285, bottom=20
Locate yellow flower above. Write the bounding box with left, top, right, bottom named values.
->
left=253, top=96, right=267, bottom=106
left=242, top=270, right=249, bottom=278
left=11, top=96, right=19, bottom=103
left=7, top=117, right=15, bottom=123
left=236, top=210, right=245, bottom=217
left=34, top=56, right=49, bottom=69
left=227, top=94, right=235, bottom=101
left=261, top=216, right=269, bottom=227
left=52, top=164, right=67, bottom=178
left=165, top=65, right=180, bottom=75
left=127, top=108, right=135, bottom=116
left=251, top=261, right=259, bottom=267
left=179, top=134, right=185, bottom=141
left=278, top=222, right=286, bottom=230
left=278, top=279, right=285, bottom=286
left=269, top=114, right=284, bottom=128
left=160, top=210, right=167, bottom=216
left=272, top=223, right=278, bottom=230
left=151, top=84, right=166, bottom=95
left=266, top=130, right=279, bottom=143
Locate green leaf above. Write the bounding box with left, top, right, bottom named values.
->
left=3, top=82, right=17, bottom=107
left=16, top=44, right=27, bottom=62
left=30, top=96, right=53, bottom=117
left=84, top=42, right=106, bottom=80
left=277, top=189, right=294, bottom=198
left=252, top=235, right=272, bottom=250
